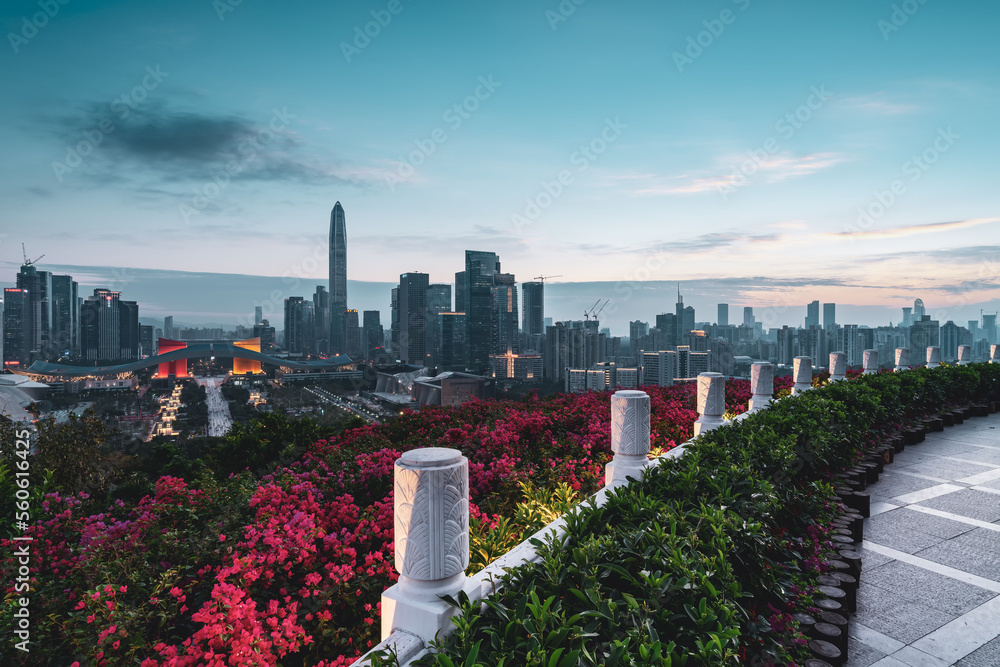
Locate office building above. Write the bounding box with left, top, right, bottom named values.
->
left=823, top=303, right=836, bottom=330
left=329, top=202, right=348, bottom=354
left=805, top=300, right=820, bottom=329
left=253, top=320, right=276, bottom=352
left=344, top=309, right=361, bottom=358
left=284, top=297, right=308, bottom=354
left=2, top=288, right=29, bottom=369
left=313, top=285, right=331, bottom=355
left=398, top=272, right=429, bottom=365
left=363, top=310, right=384, bottom=359
left=717, top=303, right=728, bottom=327
left=440, top=312, right=467, bottom=369
left=50, top=274, right=79, bottom=357
left=522, top=281, right=545, bottom=337
left=426, top=284, right=452, bottom=366
left=464, top=250, right=501, bottom=374
left=492, top=273, right=519, bottom=355
left=254, top=306, right=263, bottom=325
left=80, top=289, right=139, bottom=362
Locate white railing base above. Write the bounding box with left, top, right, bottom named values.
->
left=381, top=577, right=482, bottom=646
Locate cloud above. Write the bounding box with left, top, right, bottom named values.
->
left=46, top=103, right=393, bottom=187
left=634, top=152, right=846, bottom=195
left=837, top=93, right=921, bottom=116
left=828, top=217, right=1000, bottom=241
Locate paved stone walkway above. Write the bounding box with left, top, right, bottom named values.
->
left=846, top=411, right=1000, bottom=666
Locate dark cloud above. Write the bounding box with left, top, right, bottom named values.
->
left=46, top=103, right=378, bottom=188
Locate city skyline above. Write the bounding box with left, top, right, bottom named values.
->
left=1, top=0, right=999, bottom=319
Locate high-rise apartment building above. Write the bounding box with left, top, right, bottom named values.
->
left=328, top=202, right=348, bottom=354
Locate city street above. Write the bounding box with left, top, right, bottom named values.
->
left=197, top=375, right=233, bottom=437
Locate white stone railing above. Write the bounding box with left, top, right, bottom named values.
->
left=927, top=346, right=941, bottom=368
left=352, top=345, right=958, bottom=665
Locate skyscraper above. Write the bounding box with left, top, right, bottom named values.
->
left=328, top=202, right=348, bottom=354
left=50, top=274, right=78, bottom=357
left=823, top=303, right=836, bottom=330
left=426, top=284, right=452, bottom=366
left=522, top=282, right=545, bottom=337
left=363, top=310, right=384, bottom=359
left=80, top=289, right=139, bottom=362
left=717, top=303, right=728, bottom=327
left=492, top=273, right=519, bottom=355
left=164, top=316, right=174, bottom=340
left=464, top=250, right=501, bottom=374
left=913, top=298, right=926, bottom=321
left=2, top=288, right=29, bottom=369
left=344, top=309, right=361, bottom=359
left=284, top=297, right=308, bottom=354
left=254, top=306, right=263, bottom=325
left=743, top=307, right=755, bottom=328
left=805, top=300, right=820, bottom=329
left=675, top=286, right=695, bottom=344
left=313, top=285, right=331, bottom=355
left=15, top=262, right=52, bottom=363
left=398, top=272, right=429, bottom=365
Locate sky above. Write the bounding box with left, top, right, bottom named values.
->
left=1, top=0, right=999, bottom=334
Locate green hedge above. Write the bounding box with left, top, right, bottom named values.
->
left=412, top=363, right=1000, bottom=666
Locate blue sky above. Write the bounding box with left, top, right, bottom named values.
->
left=1, top=0, right=998, bottom=332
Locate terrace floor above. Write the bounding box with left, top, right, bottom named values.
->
left=846, top=411, right=1000, bottom=666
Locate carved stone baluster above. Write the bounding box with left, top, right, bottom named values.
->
left=863, top=349, right=879, bottom=375
left=694, top=372, right=726, bottom=436
left=829, top=352, right=846, bottom=382
left=927, top=346, right=941, bottom=369
left=749, top=361, right=773, bottom=411
left=605, top=390, right=652, bottom=488
left=381, top=447, right=475, bottom=642
left=958, top=345, right=971, bottom=365
left=792, top=356, right=813, bottom=395
left=894, top=347, right=910, bottom=372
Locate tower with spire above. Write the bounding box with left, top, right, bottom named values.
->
left=329, top=202, right=348, bottom=355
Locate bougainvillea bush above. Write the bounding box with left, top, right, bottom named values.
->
left=1, top=380, right=777, bottom=666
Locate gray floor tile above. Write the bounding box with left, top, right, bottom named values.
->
left=845, top=637, right=887, bottom=666
left=875, top=473, right=944, bottom=499
left=956, top=634, right=1000, bottom=666
left=855, top=585, right=955, bottom=643
left=868, top=507, right=975, bottom=539
left=859, top=561, right=996, bottom=616
left=915, top=530, right=1000, bottom=581
left=918, top=489, right=1000, bottom=522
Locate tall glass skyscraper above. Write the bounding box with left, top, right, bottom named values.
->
left=464, top=250, right=501, bottom=374
left=329, top=202, right=348, bottom=355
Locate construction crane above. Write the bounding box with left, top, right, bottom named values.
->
left=583, top=299, right=601, bottom=321
left=533, top=275, right=562, bottom=283
left=22, top=243, right=44, bottom=266
left=592, top=299, right=610, bottom=321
